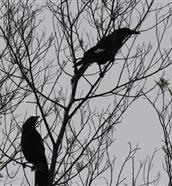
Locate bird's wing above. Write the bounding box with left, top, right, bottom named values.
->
left=96, top=34, right=112, bottom=50
left=84, top=45, right=98, bottom=57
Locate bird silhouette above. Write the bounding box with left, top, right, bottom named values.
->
left=21, top=116, right=48, bottom=186
left=72, top=28, right=140, bottom=83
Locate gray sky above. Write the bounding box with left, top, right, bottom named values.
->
left=2, top=1, right=172, bottom=185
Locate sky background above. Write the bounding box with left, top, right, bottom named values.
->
left=70, top=1, right=172, bottom=185
left=32, top=1, right=172, bottom=185
left=1, top=0, right=172, bottom=185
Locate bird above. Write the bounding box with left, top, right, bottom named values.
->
left=72, top=27, right=140, bottom=83
left=21, top=116, right=48, bottom=186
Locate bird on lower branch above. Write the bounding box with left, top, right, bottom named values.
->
left=21, top=116, right=48, bottom=186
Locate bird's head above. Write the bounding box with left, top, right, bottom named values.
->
left=23, top=116, right=40, bottom=130
left=116, top=27, right=140, bottom=37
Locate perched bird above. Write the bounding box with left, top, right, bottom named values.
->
left=72, top=28, right=140, bottom=83
left=21, top=116, right=48, bottom=186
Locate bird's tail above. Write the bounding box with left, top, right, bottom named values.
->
left=35, top=163, right=49, bottom=186
left=71, top=63, right=89, bottom=84
left=73, top=58, right=85, bottom=68
left=35, top=169, right=48, bottom=186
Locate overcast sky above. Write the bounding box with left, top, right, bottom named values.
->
left=1, top=1, right=172, bottom=185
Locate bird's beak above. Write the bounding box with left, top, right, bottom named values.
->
left=131, top=30, right=140, bottom=35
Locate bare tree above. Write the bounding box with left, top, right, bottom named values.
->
left=0, top=0, right=172, bottom=185
left=144, top=77, right=172, bottom=186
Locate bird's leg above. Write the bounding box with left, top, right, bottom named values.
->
left=22, top=162, right=33, bottom=169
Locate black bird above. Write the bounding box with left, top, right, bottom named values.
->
left=21, top=116, right=48, bottom=186
left=72, top=28, right=140, bottom=83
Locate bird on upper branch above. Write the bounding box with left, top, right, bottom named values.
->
left=72, top=27, right=140, bottom=83
left=21, top=116, right=48, bottom=186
